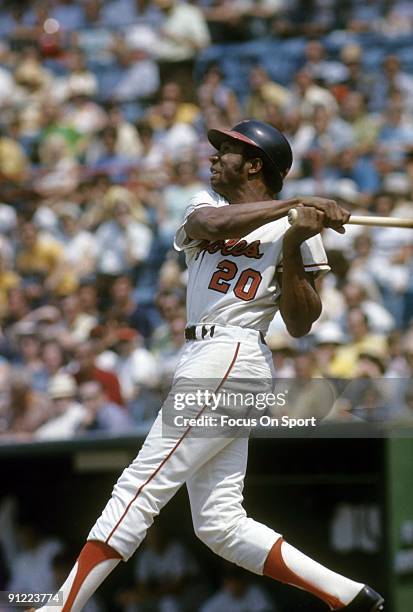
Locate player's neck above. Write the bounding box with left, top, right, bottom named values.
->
left=225, top=182, right=274, bottom=204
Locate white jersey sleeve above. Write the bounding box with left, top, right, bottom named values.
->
left=277, top=233, right=330, bottom=277
left=174, top=189, right=228, bottom=252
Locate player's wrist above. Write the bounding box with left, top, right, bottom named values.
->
left=282, top=230, right=305, bottom=251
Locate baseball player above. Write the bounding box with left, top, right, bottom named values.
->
left=31, top=120, right=384, bottom=612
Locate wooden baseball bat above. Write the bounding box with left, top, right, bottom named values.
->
left=287, top=208, right=413, bottom=229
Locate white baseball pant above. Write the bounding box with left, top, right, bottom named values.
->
left=88, top=325, right=281, bottom=574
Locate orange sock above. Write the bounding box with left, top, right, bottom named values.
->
left=263, top=538, right=356, bottom=610
left=62, top=540, right=122, bottom=611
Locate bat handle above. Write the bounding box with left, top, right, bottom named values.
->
left=288, top=208, right=298, bottom=224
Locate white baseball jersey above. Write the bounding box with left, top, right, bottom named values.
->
left=174, top=189, right=330, bottom=334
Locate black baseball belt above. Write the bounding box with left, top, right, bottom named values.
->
left=184, top=325, right=266, bottom=344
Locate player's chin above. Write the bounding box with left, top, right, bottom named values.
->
left=210, top=174, right=224, bottom=192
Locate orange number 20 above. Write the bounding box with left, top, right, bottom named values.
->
left=208, top=259, right=262, bottom=302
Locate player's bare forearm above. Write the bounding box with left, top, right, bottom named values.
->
left=278, top=239, right=322, bottom=338
left=185, top=196, right=349, bottom=241
left=185, top=199, right=295, bottom=240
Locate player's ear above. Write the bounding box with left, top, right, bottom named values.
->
left=246, top=157, right=263, bottom=177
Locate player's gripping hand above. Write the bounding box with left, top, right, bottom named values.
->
left=284, top=206, right=325, bottom=246
left=294, top=196, right=349, bottom=233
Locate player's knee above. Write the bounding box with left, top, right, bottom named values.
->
left=193, top=517, right=244, bottom=557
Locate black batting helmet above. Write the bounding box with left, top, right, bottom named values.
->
left=208, top=119, right=293, bottom=193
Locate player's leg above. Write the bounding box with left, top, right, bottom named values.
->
left=187, top=437, right=381, bottom=610
left=34, top=341, right=242, bottom=611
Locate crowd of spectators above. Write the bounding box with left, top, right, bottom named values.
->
left=0, top=0, right=413, bottom=442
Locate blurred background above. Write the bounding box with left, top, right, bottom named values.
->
left=0, top=0, right=413, bottom=610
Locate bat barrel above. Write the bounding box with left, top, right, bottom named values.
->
left=287, top=208, right=413, bottom=229
left=348, top=215, right=413, bottom=229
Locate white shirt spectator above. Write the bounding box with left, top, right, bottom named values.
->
left=62, top=229, right=98, bottom=273
left=95, top=220, right=152, bottom=275
left=156, top=2, right=210, bottom=62
left=116, top=347, right=160, bottom=402
left=112, top=59, right=160, bottom=101
left=160, top=123, right=198, bottom=158
left=34, top=402, right=86, bottom=440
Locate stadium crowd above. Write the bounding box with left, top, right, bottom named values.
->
left=0, top=0, right=413, bottom=442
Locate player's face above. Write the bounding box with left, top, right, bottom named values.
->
left=209, top=140, right=248, bottom=195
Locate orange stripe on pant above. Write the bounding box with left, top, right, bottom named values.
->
left=263, top=538, right=344, bottom=610
left=105, top=341, right=241, bottom=546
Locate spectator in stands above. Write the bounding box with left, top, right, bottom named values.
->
left=2, top=287, right=31, bottom=330
left=57, top=203, right=98, bottom=283
left=285, top=351, right=335, bottom=420
left=110, top=31, right=160, bottom=102
left=106, top=274, right=153, bottom=340
left=0, top=126, right=28, bottom=182
left=11, top=323, right=47, bottom=393
left=78, top=381, right=130, bottom=433
left=330, top=147, right=381, bottom=198
left=266, top=331, right=296, bottom=378
left=159, top=159, right=205, bottom=243
left=62, top=79, right=106, bottom=136
left=15, top=221, right=77, bottom=300
left=0, top=238, right=20, bottom=321
left=134, top=119, right=167, bottom=175
left=371, top=55, right=413, bottom=113
left=147, top=81, right=200, bottom=127
left=35, top=133, right=79, bottom=197
left=94, top=186, right=152, bottom=277
left=340, top=281, right=395, bottom=335
left=58, top=47, right=98, bottom=106
left=154, top=0, right=210, bottom=64
left=41, top=340, right=66, bottom=381
left=1, top=369, right=49, bottom=440
left=341, top=92, right=380, bottom=154
left=292, top=69, right=338, bottom=118
left=150, top=98, right=199, bottom=158
left=73, top=340, right=124, bottom=405
left=303, top=39, right=349, bottom=85
left=86, top=125, right=135, bottom=181
left=37, top=100, right=82, bottom=158
left=77, top=280, right=100, bottom=320
left=104, top=103, right=142, bottom=159
left=151, top=288, right=186, bottom=354
left=377, top=99, right=413, bottom=166
left=57, top=294, right=98, bottom=350
left=245, top=65, right=291, bottom=121
left=112, top=327, right=159, bottom=403
left=34, top=373, right=85, bottom=440
left=202, top=0, right=251, bottom=43
left=329, top=309, right=388, bottom=378
left=313, top=321, right=346, bottom=377
left=198, top=63, right=241, bottom=126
